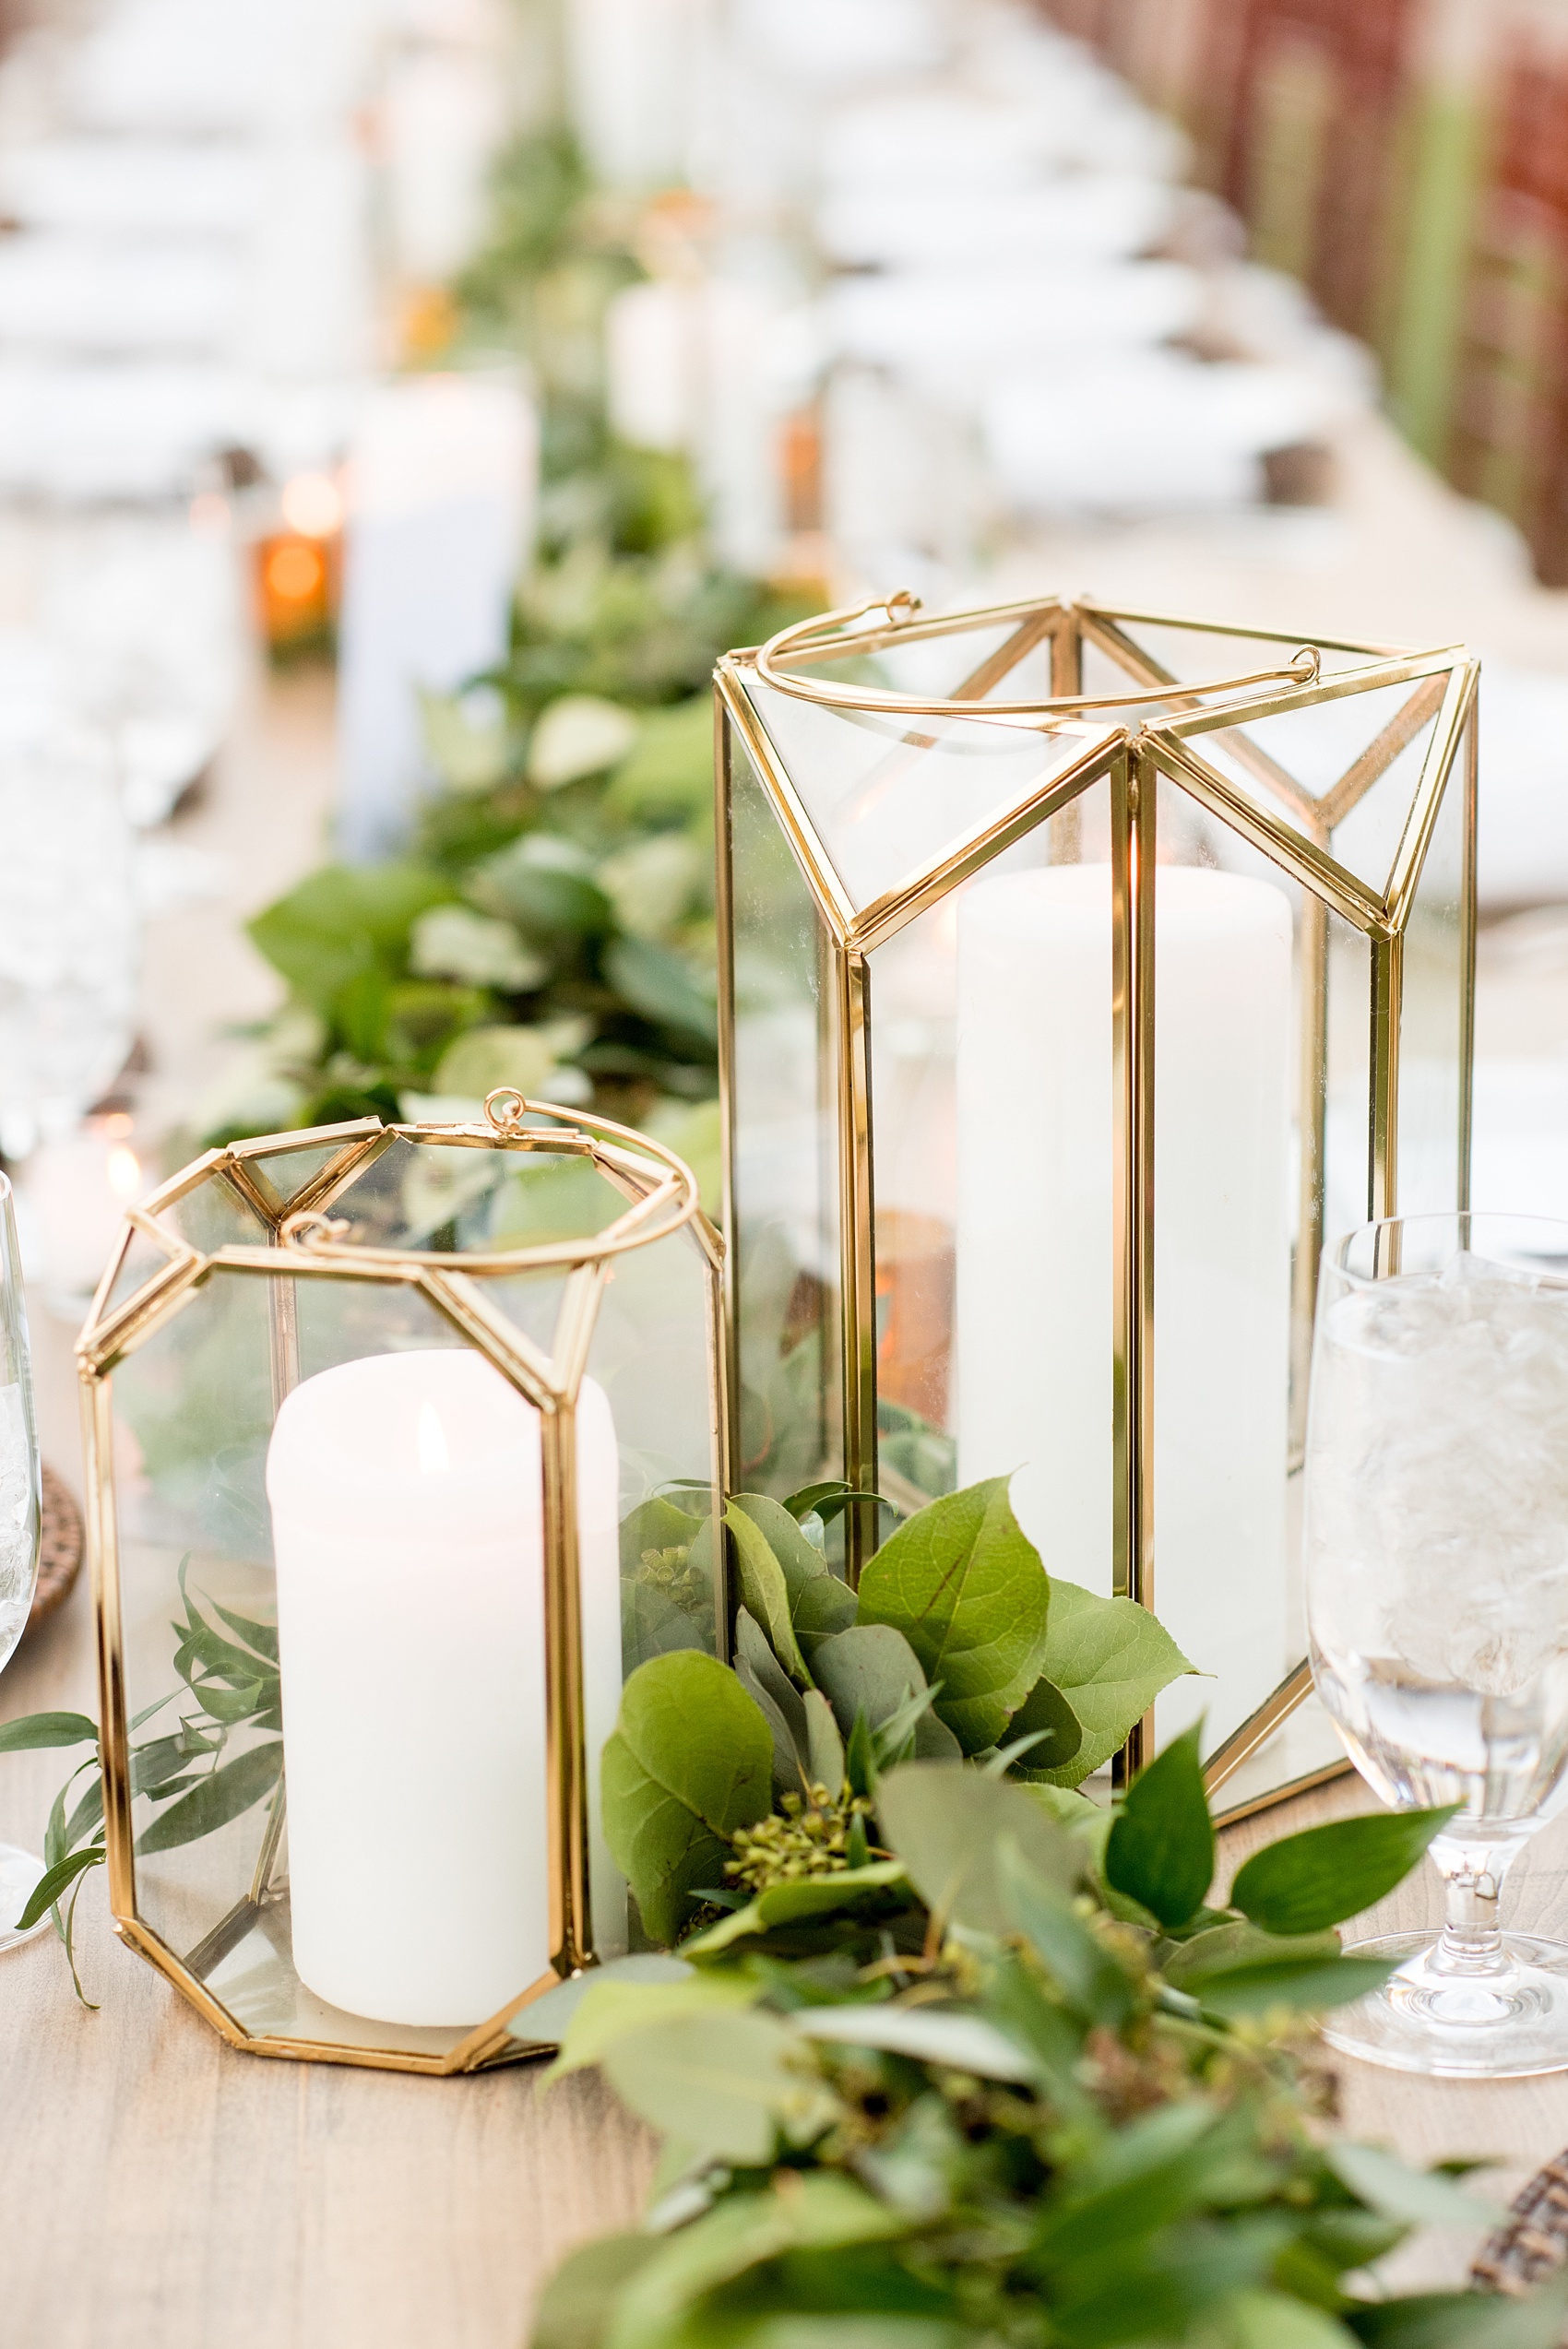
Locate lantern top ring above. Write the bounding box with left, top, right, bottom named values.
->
left=243, top=1094, right=713, bottom=1278
left=754, top=593, right=1322, bottom=724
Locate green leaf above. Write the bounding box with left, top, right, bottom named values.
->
left=877, top=1761, right=1082, bottom=1935
left=209, top=1602, right=279, bottom=1664
left=1026, top=1781, right=1116, bottom=1869
left=510, top=1953, right=695, bottom=2050
left=531, top=2234, right=661, bottom=2349
left=17, top=1844, right=104, bottom=1931
left=600, top=2009, right=838, bottom=2165
left=730, top=1493, right=858, bottom=1662
left=619, top=1496, right=700, bottom=1575
left=682, top=1861, right=909, bottom=1957
left=997, top=1836, right=1134, bottom=2027
left=1162, top=1919, right=1340, bottom=1988
left=477, top=836, right=612, bottom=939
left=735, top=1658, right=807, bottom=1801
left=543, top=1969, right=762, bottom=2082
left=1194, top=1954, right=1396, bottom=2018
left=1229, top=1807, right=1459, bottom=1936
left=0, top=1711, right=99, bottom=1753
left=63, top=1777, right=105, bottom=1852
left=797, top=2002, right=1036, bottom=2082
left=811, top=1625, right=928, bottom=1742
left=600, top=1653, right=773, bottom=1946
left=846, top=1708, right=875, bottom=1800
left=1326, top=2143, right=1501, bottom=2229
left=1346, top=2274, right=1568, bottom=2349
left=1228, top=2292, right=1359, bottom=2349
left=603, top=935, right=717, bottom=1045
left=855, top=1478, right=1051, bottom=1754
left=731, top=1492, right=830, bottom=1591
left=725, top=1502, right=812, bottom=1688
left=784, top=1480, right=882, bottom=1529
left=1105, top=1725, right=1214, bottom=1928
left=134, top=1741, right=284, bottom=1855
left=793, top=1573, right=860, bottom=1651
left=1003, top=1677, right=1083, bottom=1777
left=735, top=1608, right=811, bottom=1795
left=804, top=1690, right=845, bottom=1794
left=249, top=862, right=453, bottom=1014
left=602, top=2176, right=909, bottom=2349
left=1030, top=1578, right=1195, bottom=1785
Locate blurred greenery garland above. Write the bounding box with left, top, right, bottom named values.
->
left=209, top=127, right=814, bottom=1192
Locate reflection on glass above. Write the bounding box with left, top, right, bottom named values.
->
left=730, top=732, right=837, bottom=1497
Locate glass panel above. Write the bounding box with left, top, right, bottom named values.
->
left=110, top=1263, right=623, bottom=2058
left=729, top=723, right=840, bottom=1499
left=1149, top=795, right=1296, bottom=1756
left=157, top=1166, right=270, bottom=1255
left=325, top=1133, right=628, bottom=1252
left=739, top=670, right=1112, bottom=914
left=1396, top=746, right=1466, bottom=1217
left=232, top=1137, right=371, bottom=1216
left=97, top=1220, right=180, bottom=1321
left=930, top=777, right=1113, bottom=1593
left=1090, top=613, right=1397, bottom=696
left=586, top=1225, right=720, bottom=1945
left=1324, top=912, right=1372, bottom=1243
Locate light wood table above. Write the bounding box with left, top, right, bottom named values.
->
left=6, top=1547, right=1568, bottom=2349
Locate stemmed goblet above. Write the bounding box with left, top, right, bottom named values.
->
left=1306, top=1212, right=1568, bottom=2076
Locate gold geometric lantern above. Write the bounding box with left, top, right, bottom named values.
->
left=714, top=591, right=1478, bottom=1820
left=78, top=1094, right=726, bottom=2070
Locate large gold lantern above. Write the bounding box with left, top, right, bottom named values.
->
left=78, top=1096, right=726, bottom=2070
left=714, top=592, right=1477, bottom=1819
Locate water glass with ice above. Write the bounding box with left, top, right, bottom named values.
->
left=1305, top=1213, right=1568, bottom=2075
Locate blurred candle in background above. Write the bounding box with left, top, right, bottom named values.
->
left=267, top=1347, right=623, bottom=2028
left=955, top=863, right=1292, bottom=1750
left=336, top=374, right=537, bottom=862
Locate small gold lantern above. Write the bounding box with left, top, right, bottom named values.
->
left=79, top=1096, right=726, bottom=2071
left=715, top=592, right=1478, bottom=1818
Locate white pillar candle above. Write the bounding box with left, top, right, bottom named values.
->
left=956, top=863, right=1291, bottom=1750
left=267, top=1347, right=623, bottom=2028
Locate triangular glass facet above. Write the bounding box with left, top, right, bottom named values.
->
left=737, top=667, right=1114, bottom=919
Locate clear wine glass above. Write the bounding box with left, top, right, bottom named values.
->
left=1305, top=1212, right=1568, bottom=2077
left=0, top=1169, right=44, bottom=1950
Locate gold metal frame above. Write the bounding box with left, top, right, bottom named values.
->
left=78, top=1094, right=728, bottom=2072
left=715, top=591, right=1479, bottom=1815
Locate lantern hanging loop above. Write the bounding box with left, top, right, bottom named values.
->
left=754, top=593, right=1322, bottom=724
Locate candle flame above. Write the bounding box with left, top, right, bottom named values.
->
left=417, top=1400, right=450, bottom=1475
left=107, top=1145, right=141, bottom=1202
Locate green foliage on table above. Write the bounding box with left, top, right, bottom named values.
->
left=527, top=1619, right=1522, bottom=2349
left=0, top=1560, right=282, bottom=2001
left=208, top=126, right=815, bottom=1155
left=600, top=1474, right=1194, bottom=1950
left=514, top=1473, right=1547, bottom=2348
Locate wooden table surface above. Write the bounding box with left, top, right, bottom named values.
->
left=7, top=1489, right=1568, bottom=2349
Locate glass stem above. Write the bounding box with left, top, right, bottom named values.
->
left=1431, top=1833, right=1518, bottom=1977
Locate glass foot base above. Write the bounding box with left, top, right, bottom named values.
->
left=0, top=1845, right=47, bottom=1952
left=1324, top=1931, right=1568, bottom=2078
